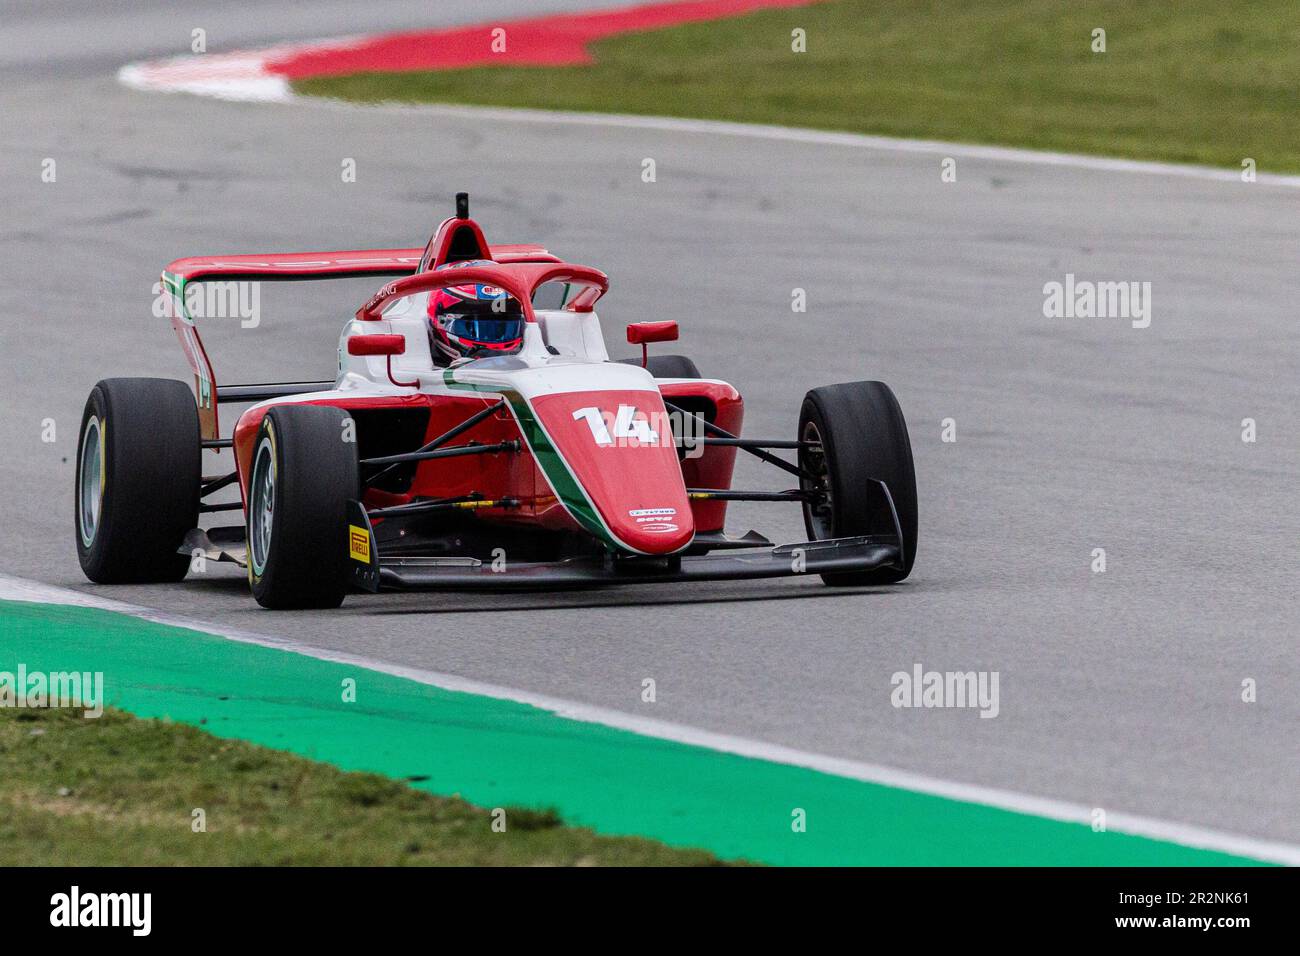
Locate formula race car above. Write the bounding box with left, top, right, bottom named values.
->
left=75, top=195, right=917, bottom=608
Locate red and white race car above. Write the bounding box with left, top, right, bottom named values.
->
left=75, top=195, right=917, bottom=608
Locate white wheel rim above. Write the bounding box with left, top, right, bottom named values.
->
left=78, top=417, right=103, bottom=547
left=249, top=436, right=276, bottom=575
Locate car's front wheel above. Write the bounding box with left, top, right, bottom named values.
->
left=798, top=381, right=918, bottom=586
left=247, top=404, right=358, bottom=609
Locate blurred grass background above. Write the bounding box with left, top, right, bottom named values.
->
left=298, top=0, right=1300, bottom=171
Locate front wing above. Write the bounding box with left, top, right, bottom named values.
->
left=363, top=533, right=903, bottom=590
left=182, top=506, right=904, bottom=592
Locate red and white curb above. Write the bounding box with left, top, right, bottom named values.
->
left=117, top=0, right=817, bottom=103
left=119, top=40, right=315, bottom=102
left=119, top=41, right=1300, bottom=191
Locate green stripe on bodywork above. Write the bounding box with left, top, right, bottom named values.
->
left=162, top=271, right=187, bottom=320
left=0, top=599, right=1269, bottom=866
left=441, top=369, right=619, bottom=548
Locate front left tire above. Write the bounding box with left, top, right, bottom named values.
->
left=247, top=404, right=358, bottom=609
left=798, top=381, right=918, bottom=586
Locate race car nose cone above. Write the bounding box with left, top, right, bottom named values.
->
left=526, top=389, right=694, bottom=555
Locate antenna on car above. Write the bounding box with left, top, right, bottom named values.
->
left=455, top=192, right=469, bottom=220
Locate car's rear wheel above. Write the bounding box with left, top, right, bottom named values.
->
left=247, top=404, right=358, bottom=609
left=75, top=378, right=201, bottom=583
left=616, top=355, right=701, bottom=379
left=798, top=381, right=918, bottom=586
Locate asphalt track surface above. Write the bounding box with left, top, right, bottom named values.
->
left=1, top=2, right=1296, bottom=846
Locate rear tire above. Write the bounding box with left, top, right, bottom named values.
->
left=247, top=405, right=358, bottom=609
left=799, top=381, right=918, bottom=586
left=616, top=355, right=701, bottom=379
left=75, top=378, right=200, bottom=583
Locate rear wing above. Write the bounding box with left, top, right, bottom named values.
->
left=162, top=245, right=558, bottom=439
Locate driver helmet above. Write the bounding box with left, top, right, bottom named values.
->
left=426, top=260, right=524, bottom=366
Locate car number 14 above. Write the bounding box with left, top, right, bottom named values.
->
left=572, top=405, right=659, bottom=446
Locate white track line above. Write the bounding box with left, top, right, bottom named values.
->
left=117, top=48, right=1300, bottom=189
left=318, top=101, right=1300, bottom=189
left=3, top=571, right=1297, bottom=865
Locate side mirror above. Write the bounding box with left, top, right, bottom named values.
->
left=347, top=333, right=417, bottom=388
left=626, top=321, right=679, bottom=370
left=348, top=334, right=406, bottom=357
left=626, top=321, right=679, bottom=345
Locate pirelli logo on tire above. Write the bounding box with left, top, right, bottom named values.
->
left=348, top=525, right=371, bottom=563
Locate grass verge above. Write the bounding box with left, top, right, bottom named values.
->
left=297, top=0, right=1300, bottom=172
left=0, top=707, right=722, bottom=866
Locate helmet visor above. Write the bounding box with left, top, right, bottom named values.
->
left=441, top=314, right=524, bottom=344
